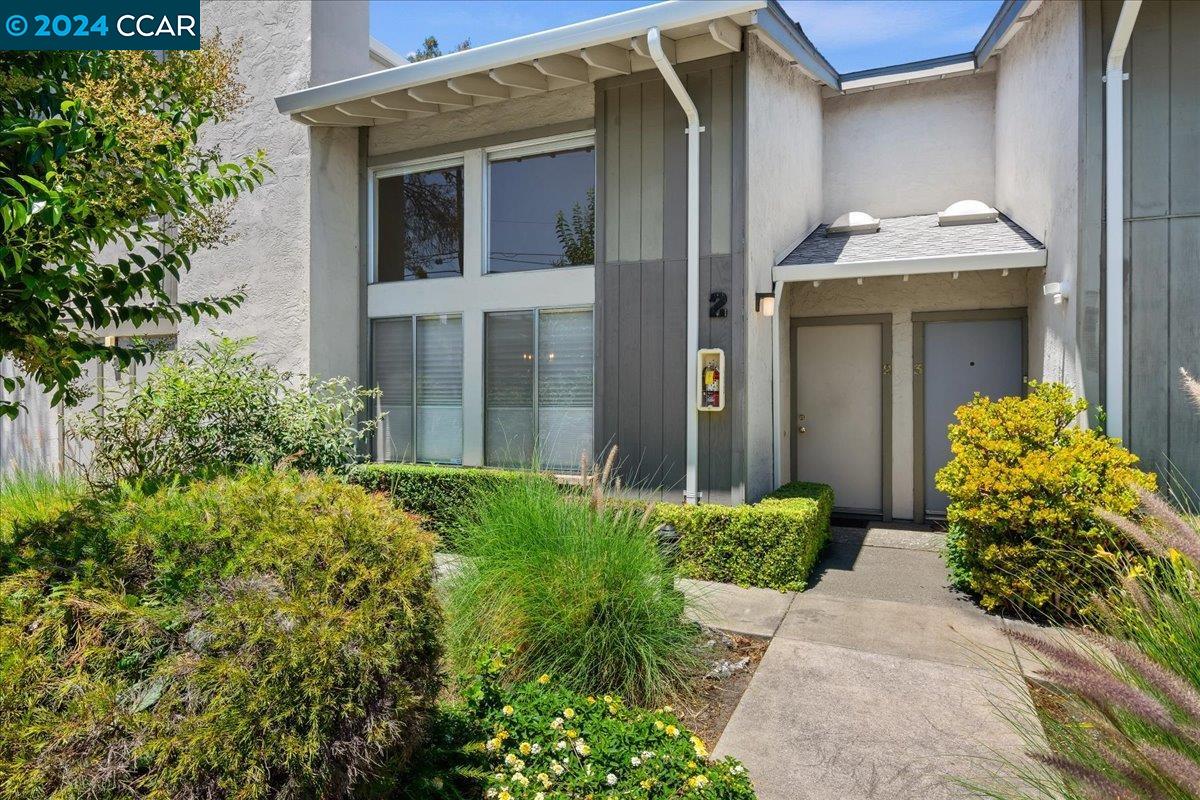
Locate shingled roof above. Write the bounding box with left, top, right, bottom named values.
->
left=780, top=212, right=1043, bottom=266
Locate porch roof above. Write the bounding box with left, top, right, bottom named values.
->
left=773, top=212, right=1046, bottom=283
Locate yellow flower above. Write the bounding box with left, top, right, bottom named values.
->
left=498, top=792, right=512, bottom=800
left=563, top=707, right=575, bottom=719
left=640, top=778, right=655, bottom=790
left=538, top=673, right=551, bottom=684
left=665, top=724, right=679, bottom=738
left=603, top=695, right=613, bottom=703
left=565, top=729, right=578, bottom=740
left=537, top=772, right=552, bottom=788
left=586, top=696, right=596, bottom=704
left=687, top=774, right=710, bottom=790
left=691, top=735, right=708, bottom=757
left=497, top=729, right=510, bottom=741
left=519, top=742, right=532, bottom=755
left=502, top=705, right=515, bottom=716
left=654, top=720, right=665, bottom=731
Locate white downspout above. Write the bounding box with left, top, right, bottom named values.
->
left=1104, top=0, right=1141, bottom=440
left=648, top=27, right=703, bottom=504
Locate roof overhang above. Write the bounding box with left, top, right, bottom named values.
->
left=276, top=0, right=838, bottom=127
left=772, top=248, right=1046, bottom=284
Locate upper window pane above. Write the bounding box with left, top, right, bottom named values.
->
left=377, top=166, right=464, bottom=282
left=489, top=146, right=595, bottom=273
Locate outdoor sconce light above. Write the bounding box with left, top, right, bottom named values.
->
left=1043, top=279, right=1071, bottom=305
left=755, top=292, right=775, bottom=317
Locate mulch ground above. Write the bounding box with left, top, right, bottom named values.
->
left=669, top=631, right=770, bottom=748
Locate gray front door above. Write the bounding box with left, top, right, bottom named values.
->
left=922, top=318, right=1024, bottom=517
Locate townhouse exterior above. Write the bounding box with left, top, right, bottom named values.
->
left=4, top=0, right=1197, bottom=524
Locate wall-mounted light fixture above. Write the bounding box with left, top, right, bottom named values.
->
left=755, top=292, right=775, bottom=317
left=1043, top=279, right=1071, bottom=305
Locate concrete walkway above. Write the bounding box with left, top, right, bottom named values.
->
left=713, top=526, right=1035, bottom=800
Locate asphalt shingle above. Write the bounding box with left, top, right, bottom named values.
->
left=779, top=213, right=1044, bottom=266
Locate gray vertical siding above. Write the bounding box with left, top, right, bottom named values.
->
left=593, top=54, right=746, bottom=500
left=1091, top=0, right=1200, bottom=495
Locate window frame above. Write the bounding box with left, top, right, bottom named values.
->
left=369, top=312, right=465, bottom=465
left=369, top=154, right=466, bottom=285
left=483, top=132, right=597, bottom=276
left=483, top=304, right=595, bottom=471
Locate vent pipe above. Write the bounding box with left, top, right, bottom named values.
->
left=1104, top=0, right=1142, bottom=440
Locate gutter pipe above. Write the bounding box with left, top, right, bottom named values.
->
left=1104, top=0, right=1141, bottom=441
left=647, top=26, right=702, bottom=505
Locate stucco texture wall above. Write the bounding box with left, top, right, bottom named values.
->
left=822, top=71, right=996, bottom=220
left=744, top=33, right=824, bottom=500
left=994, top=0, right=1082, bottom=392
left=368, top=85, right=594, bottom=157
left=784, top=270, right=1030, bottom=519
left=182, top=2, right=368, bottom=380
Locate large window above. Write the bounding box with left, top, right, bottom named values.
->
left=376, top=164, right=464, bottom=282
left=488, top=145, right=595, bottom=273
left=372, top=315, right=463, bottom=463
left=485, top=308, right=593, bottom=472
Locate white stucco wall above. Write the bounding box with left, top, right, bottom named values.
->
left=368, top=85, right=594, bottom=157
left=994, top=1, right=1082, bottom=393
left=182, top=1, right=368, bottom=380
left=744, top=33, right=824, bottom=500
left=784, top=269, right=1031, bottom=519
left=822, top=71, right=997, bottom=220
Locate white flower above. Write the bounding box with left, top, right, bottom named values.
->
left=631, top=756, right=641, bottom=766
left=574, top=740, right=591, bottom=756
left=555, top=740, right=567, bottom=751
left=530, top=743, right=542, bottom=755
left=551, top=762, right=565, bottom=776
left=550, top=717, right=564, bottom=730
left=640, top=751, right=654, bottom=760
left=606, top=773, right=618, bottom=786
left=486, top=790, right=497, bottom=799
left=535, top=794, right=545, bottom=800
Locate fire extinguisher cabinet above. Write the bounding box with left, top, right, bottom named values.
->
left=697, top=348, right=725, bottom=412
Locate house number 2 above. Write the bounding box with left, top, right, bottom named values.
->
left=708, top=291, right=728, bottom=318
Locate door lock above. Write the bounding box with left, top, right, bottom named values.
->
left=798, top=426, right=807, bottom=434
left=914, top=363, right=924, bottom=375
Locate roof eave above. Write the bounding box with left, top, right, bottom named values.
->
left=773, top=248, right=1047, bottom=283
left=276, top=0, right=768, bottom=116
left=747, top=0, right=840, bottom=88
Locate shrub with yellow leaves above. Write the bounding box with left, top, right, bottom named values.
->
left=936, top=381, right=1155, bottom=615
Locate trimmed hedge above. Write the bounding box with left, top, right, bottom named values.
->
left=348, top=462, right=547, bottom=536
left=349, top=463, right=833, bottom=591
left=651, top=482, right=834, bottom=591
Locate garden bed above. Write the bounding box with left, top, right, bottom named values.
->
left=671, top=629, right=769, bottom=747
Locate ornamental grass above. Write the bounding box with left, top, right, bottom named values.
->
left=442, top=472, right=701, bottom=707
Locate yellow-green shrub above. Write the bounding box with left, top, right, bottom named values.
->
left=936, top=381, right=1155, bottom=615
left=0, top=470, right=441, bottom=799
left=651, top=482, right=834, bottom=591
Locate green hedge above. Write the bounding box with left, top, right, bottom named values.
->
left=348, top=462, right=546, bottom=536
left=349, top=463, right=832, bottom=591
left=651, top=482, right=834, bottom=591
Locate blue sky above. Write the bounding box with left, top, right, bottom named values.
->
left=369, top=0, right=1003, bottom=74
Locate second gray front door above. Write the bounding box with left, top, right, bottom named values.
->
left=922, top=317, right=1024, bottom=517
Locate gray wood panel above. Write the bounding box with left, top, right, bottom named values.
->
left=1100, top=0, right=1200, bottom=499
left=1168, top=218, right=1200, bottom=492
left=592, top=55, right=745, bottom=497
left=1128, top=219, right=1170, bottom=473
left=1129, top=0, right=1170, bottom=218
left=1170, top=0, right=1200, bottom=215
left=640, top=82, right=665, bottom=261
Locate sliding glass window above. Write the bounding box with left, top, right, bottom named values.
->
left=488, top=145, right=595, bottom=273
left=376, top=164, right=464, bottom=282
left=372, top=315, right=463, bottom=463
left=485, top=307, right=593, bottom=472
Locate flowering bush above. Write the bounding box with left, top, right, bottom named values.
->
left=936, top=381, right=1155, bottom=615
left=462, top=656, right=757, bottom=800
